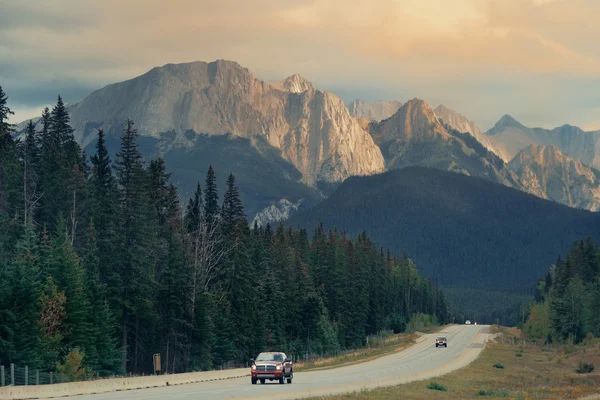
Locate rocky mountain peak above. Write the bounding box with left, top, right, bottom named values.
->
left=272, top=74, right=316, bottom=93
left=509, top=144, right=600, bottom=211
left=488, top=114, right=524, bottom=135
left=377, top=98, right=446, bottom=143
left=38, top=60, right=384, bottom=186
left=433, top=104, right=499, bottom=154
left=510, top=144, right=566, bottom=169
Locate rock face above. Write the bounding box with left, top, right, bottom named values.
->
left=486, top=115, right=600, bottom=168
left=64, top=60, right=384, bottom=185
left=252, top=199, right=304, bottom=227
left=347, top=99, right=403, bottom=122
left=433, top=104, right=498, bottom=154
left=370, top=98, right=523, bottom=188
left=509, top=145, right=600, bottom=211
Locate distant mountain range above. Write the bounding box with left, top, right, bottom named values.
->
left=365, top=98, right=523, bottom=188
left=486, top=115, right=600, bottom=168
left=15, top=59, right=600, bottom=218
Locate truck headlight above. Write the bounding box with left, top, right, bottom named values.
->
left=276, top=365, right=282, bottom=370
left=251, top=365, right=256, bottom=370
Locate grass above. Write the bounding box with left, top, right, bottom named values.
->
left=295, top=333, right=419, bottom=372
left=295, top=325, right=448, bottom=372
left=307, top=327, right=600, bottom=399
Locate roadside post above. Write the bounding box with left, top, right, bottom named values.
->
left=153, top=353, right=161, bottom=375
left=1, top=365, right=4, bottom=386
left=10, top=364, right=14, bottom=386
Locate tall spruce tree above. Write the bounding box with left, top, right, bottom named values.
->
left=204, top=166, right=219, bottom=226
left=82, top=222, right=122, bottom=375
left=21, top=121, right=39, bottom=223
left=115, top=119, right=155, bottom=372
left=89, top=129, right=119, bottom=297
left=0, top=85, right=17, bottom=218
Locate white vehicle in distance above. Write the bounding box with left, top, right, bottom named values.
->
left=465, top=320, right=471, bottom=325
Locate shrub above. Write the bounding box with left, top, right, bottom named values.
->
left=515, top=349, right=523, bottom=357
left=427, top=382, right=447, bottom=391
left=493, top=363, right=504, bottom=369
left=575, top=361, right=595, bottom=374
left=55, top=348, right=87, bottom=382
left=477, top=389, right=511, bottom=397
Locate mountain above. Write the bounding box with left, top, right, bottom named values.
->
left=92, top=132, right=321, bottom=219
left=288, top=167, right=600, bottom=322
left=367, top=98, right=523, bottom=188
left=486, top=115, right=600, bottom=168
left=433, top=104, right=498, bottom=154
left=59, top=60, right=384, bottom=186
left=509, top=144, right=600, bottom=211
left=347, top=99, right=403, bottom=121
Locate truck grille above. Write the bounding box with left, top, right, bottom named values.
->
left=256, top=365, right=276, bottom=372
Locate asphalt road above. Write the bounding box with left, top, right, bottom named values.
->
left=76, top=324, right=492, bottom=400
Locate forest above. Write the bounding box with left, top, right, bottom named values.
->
left=0, top=86, right=450, bottom=377
left=288, top=167, right=600, bottom=324
left=524, top=238, right=600, bottom=343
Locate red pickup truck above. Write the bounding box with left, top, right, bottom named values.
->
left=250, top=352, right=293, bottom=384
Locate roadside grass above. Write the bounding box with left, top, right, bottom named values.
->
left=308, top=327, right=600, bottom=399
left=295, top=333, right=419, bottom=372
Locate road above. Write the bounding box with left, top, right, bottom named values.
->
left=76, top=325, right=492, bottom=400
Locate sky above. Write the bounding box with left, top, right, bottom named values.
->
left=1, top=0, right=599, bottom=131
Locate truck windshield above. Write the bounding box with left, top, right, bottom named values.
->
left=256, top=353, right=283, bottom=362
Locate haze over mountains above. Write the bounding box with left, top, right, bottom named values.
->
left=15, top=59, right=600, bottom=216
left=486, top=115, right=600, bottom=168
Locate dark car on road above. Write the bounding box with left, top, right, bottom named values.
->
left=435, top=336, right=448, bottom=347
left=250, top=352, right=293, bottom=384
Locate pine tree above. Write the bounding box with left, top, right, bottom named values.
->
left=6, top=223, right=42, bottom=367
left=89, top=129, right=119, bottom=297
left=221, top=173, right=245, bottom=235
left=186, top=183, right=202, bottom=234
left=115, top=119, right=155, bottom=372
left=0, top=85, right=17, bottom=218
left=82, top=222, right=122, bottom=375
left=204, top=165, right=219, bottom=226
left=49, top=217, right=92, bottom=357
left=20, top=120, right=39, bottom=223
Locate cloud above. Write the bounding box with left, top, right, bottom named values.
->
left=1, top=0, right=599, bottom=128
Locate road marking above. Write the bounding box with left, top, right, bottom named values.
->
left=226, top=328, right=486, bottom=400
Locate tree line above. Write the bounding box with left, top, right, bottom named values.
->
left=524, top=238, right=600, bottom=343
left=0, top=86, right=450, bottom=377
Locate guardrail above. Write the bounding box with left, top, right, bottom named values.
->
left=0, top=366, right=249, bottom=400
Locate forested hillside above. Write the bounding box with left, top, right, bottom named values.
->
left=0, top=87, right=449, bottom=377
left=289, top=167, right=600, bottom=323
left=524, top=239, right=600, bottom=343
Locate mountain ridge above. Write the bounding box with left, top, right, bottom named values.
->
left=38, top=59, right=385, bottom=186
left=509, top=144, right=600, bottom=211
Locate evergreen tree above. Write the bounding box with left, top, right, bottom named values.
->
left=20, top=120, right=39, bottom=223
left=49, top=217, right=92, bottom=356
left=115, top=119, right=155, bottom=372
left=0, top=85, right=17, bottom=218
left=89, top=129, right=119, bottom=299
left=186, top=182, right=202, bottom=234
left=204, top=165, right=219, bottom=226
left=82, top=222, right=122, bottom=375
left=5, top=224, right=42, bottom=367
